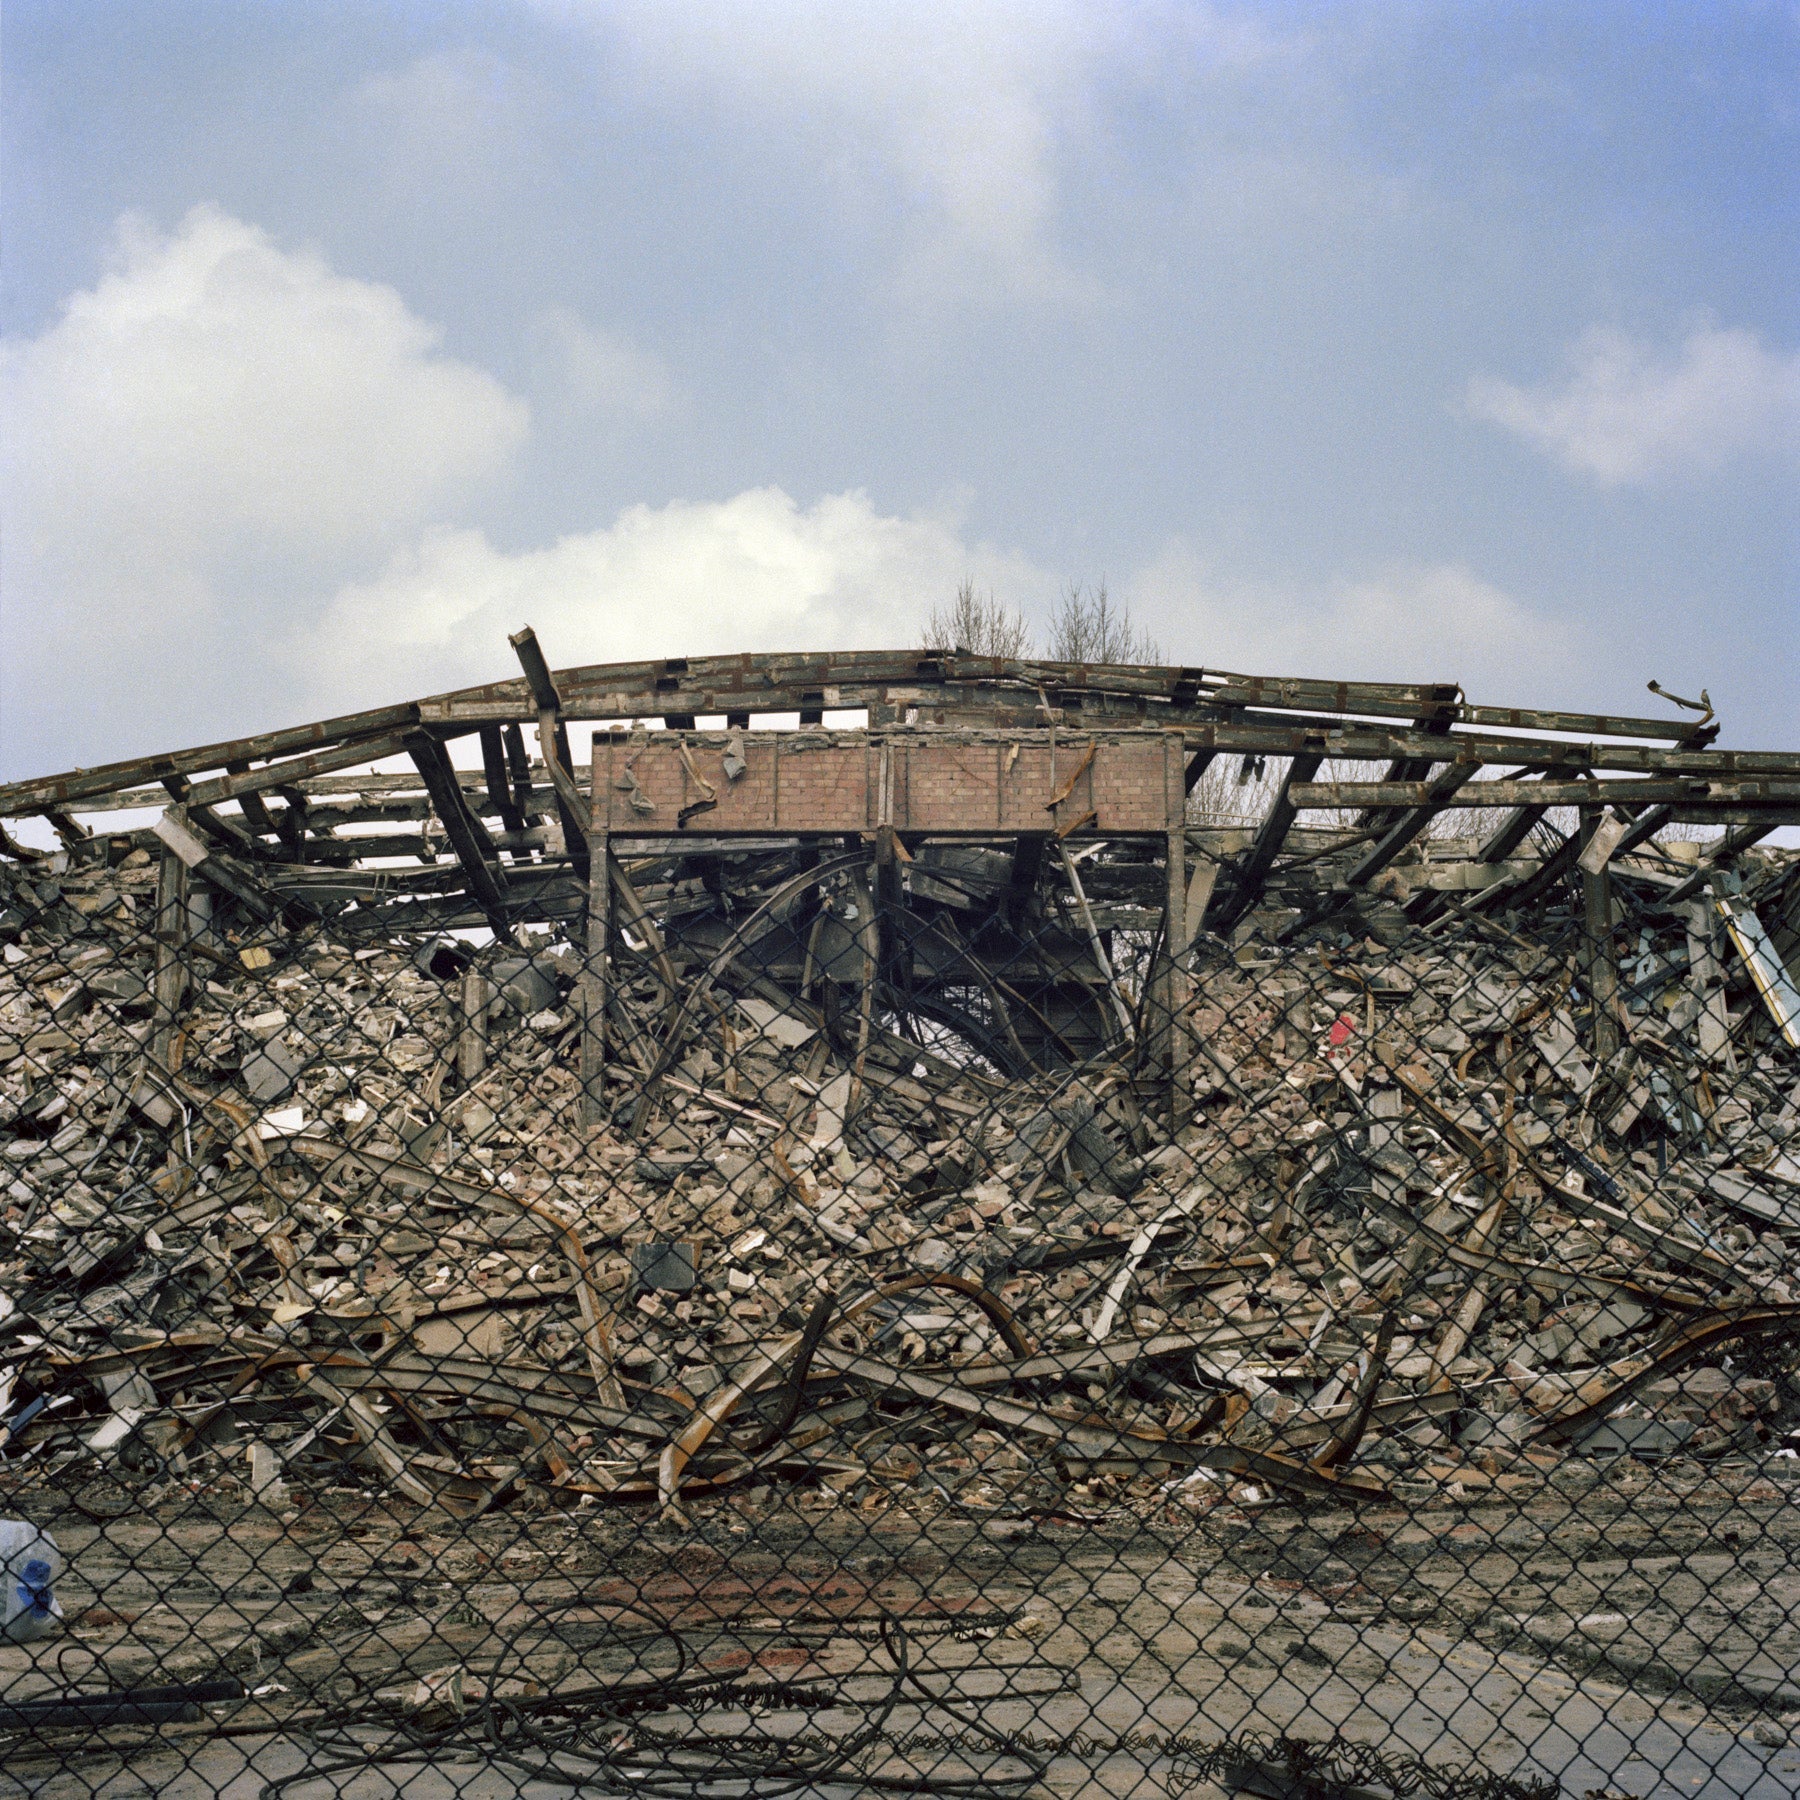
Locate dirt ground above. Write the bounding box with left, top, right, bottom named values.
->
left=3, top=1446, right=1800, bottom=1799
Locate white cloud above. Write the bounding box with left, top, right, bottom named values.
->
left=0, top=206, right=530, bottom=763
left=1129, top=547, right=1589, bottom=699
left=540, top=1, right=1287, bottom=303
left=356, top=47, right=518, bottom=145
left=3, top=206, right=526, bottom=573
left=295, top=486, right=1044, bottom=713
left=1467, top=323, right=1800, bottom=485
left=528, top=306, right=676, bottom=419
left=351, top=48, right=544, bottom=205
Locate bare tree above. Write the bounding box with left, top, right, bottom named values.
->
left=921, top=579, right=1033, bottom=658
left=1045, top=581, right=1159, bottom=665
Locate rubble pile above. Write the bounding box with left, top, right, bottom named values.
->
left=2, top=638, right=1799, bottom=1794
left=1, top=800, right=1796, bottom=1534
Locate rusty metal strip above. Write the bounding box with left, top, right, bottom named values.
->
left=812, top=1346, right=1389, bottom=1500
left=840, top=1272, right=1036, bottom=1359
left=630, top=849, right=874, bottom=1133
left=659, top=1329, right=805, bottom=1514
left=1311, top=1306, right=1397, bottom=1472
left=1530, top=1305, right=1800, bottom=1443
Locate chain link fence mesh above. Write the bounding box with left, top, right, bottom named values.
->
left=0, top=750, right=1796, bottom=1800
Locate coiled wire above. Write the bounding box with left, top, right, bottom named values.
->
left=257, top=1607, right=1049, bottom=1799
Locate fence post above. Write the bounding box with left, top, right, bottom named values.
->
left=457, top=969, right=493, bottom=1082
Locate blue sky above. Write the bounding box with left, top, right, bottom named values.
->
left=2, top=0, right=1795, bottom=775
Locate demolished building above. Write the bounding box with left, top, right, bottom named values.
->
left=0, top=638, right=1797, bottom=1797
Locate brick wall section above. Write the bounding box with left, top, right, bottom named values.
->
left=593, top=733, right=1180, bottom=834
left=776, top=746, right=868, bottom=832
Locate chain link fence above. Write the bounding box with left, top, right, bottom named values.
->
left=0, top=744, right=1797, bottom=1800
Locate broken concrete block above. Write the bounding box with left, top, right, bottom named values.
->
left=1576, top=1415, right=1694, bottom=1457
left=632, top=1242, right=698, bottom=1293
left=241, top=1036, right=304, bottom=1102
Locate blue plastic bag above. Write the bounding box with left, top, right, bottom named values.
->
left=0, top=1519, right=62, bottom=1643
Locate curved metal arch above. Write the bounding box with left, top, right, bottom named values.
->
left=630, top=849, right=875, bottom=1132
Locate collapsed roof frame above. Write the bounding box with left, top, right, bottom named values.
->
left=3, top=634, right=1794, bottom=992
left=10, top=640, right=1800, bottom=819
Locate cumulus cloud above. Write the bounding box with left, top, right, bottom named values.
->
left=1467, top=323, right=1800, bottom=485
left=0, top=204, right=532, bottom=766
left=294, top=486, right=1044, bottom=713
left=0, top=205, right=530, bottom=765
left=1129, top=547, right=1589, bottom=700
left=528, top=306, right=676, bottom=419
left=3, top=206, right=526, bottom=572
left=540, top=1, right=1285, bottom=303
left=356, top=46, right=521, bottom=147
left=351, top=48, right=546, bottom=206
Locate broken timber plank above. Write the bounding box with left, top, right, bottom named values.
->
left=480, top=725, right=527, bottom=835
left=0, top=701, right=421, bottom=815
left=150, top=826, right=191, bottom=1071
left=150, top=809, right=289, bottom=924
left=1352, top=686, right=1460, bottom=831
left=1290, top=777, right=1800, bottom=808
left=404, top=731, right=514, bottom=943
left=1341, top=761, right=1479, bottom=888
left=1204, top=752, right=1324, bottom=936
left=1664, top=820, right=1783, bottom=907
left=510, top=625, right=591, bottom=880
left=1579, top=808, right=1624, bottom=1061
left=183, top=729, right=422, bottom=810
left=581, top=825, right=611, bottom=1131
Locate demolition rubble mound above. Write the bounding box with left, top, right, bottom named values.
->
left=0, top=641, right=1796, bottom=1767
